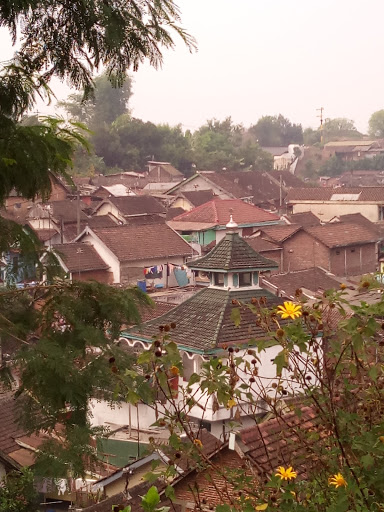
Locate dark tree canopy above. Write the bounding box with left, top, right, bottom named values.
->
left=249, top=114, right=303, bottom=147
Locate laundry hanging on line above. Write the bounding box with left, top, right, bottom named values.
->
left=144, top=265, right=163, bottom=279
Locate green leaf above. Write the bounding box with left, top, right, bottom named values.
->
left=164, top=484, right=175, bottom=500
left=216, top=506, right=232, bottom=512
left=141, top=486, right=160, bottom=512
left=188, top=373, right=200, bottom=386
left=231, top=307, right=241, bottom=327
left=137, top=350, right=153, bottom=364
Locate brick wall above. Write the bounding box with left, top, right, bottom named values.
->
left=282, top=231, right=330, bottom=272
left=330, top=243, right=377, bottom=276
left=71, top=269, right=113, bottom=284
left=260, top=249, right=283, bottom=272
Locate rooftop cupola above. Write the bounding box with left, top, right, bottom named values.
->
left=188, top=214, right=278, bottom=290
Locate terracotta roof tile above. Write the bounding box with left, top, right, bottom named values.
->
left=0, top=395, right=25, bottom=456
left=189, top=232, right=278, bottom=270
left=181, top=189, right=215, bottom=207
left=285, top=211, right=321, bottom=227
left=172, top=199, right=279, bottom=226
left=263, top=267, right=341, bottom=298
left=245, top=236, right=282, bottom=253
left=90, top=224, right=193, bottom=262
left=108, top=196, right=165, bottom=216
left=260, top=224, right=302, bottom=242
left=238, top=406, right=324, bottom=477
left=199, top=172, right=251, bottom=199
left=53, top=243, right=110, bottom=272
left=304, top=222, right=378, bottom=248
left=49, top=200, right=89, bottom=223
left=287, top=186, right=384, bottom=202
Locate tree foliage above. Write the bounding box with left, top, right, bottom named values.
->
left=0, top=468, right=40, bottom=512
left=369, top=110, right=384, bottom=139
left=249, top=114, right=303, bottom=147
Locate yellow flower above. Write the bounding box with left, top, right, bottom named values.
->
left=169, top=365, right=180, bottom=376
left=193, top=438, right=203, bottom=448
left=379, top=435, right=384, bottom=443
left=275, top=466, right=297, bottom=480
left=226, top=398, right=237, bottom=409
left=277, top=302, right=302, bottom=320
left=328, top=473, right=347, bottom=488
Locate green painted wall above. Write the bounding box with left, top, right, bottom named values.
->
left=198, top=229, right=216, bottom=246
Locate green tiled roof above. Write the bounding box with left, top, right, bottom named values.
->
left=126, top=287, right=285, bottom=352
left=188, top=231, right=278, bottom=271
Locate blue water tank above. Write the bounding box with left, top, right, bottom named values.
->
left=137, top=280, right=147, bottom=293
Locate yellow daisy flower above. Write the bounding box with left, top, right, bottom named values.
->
left=277, top=302, right=302, bottom=320
left=193, top=438, right=203, bottom=448
left=226, top=398, right=237, bottom=409
left=169, top=365, right=180, bottom=376
left=275, top=466, right=297, bottom=480
left=328, top=473, right=347, bottom=488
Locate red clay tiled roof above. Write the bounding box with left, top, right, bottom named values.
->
left=285, top=211, right=321, bottom=227
left=181, top=189, right=215, bottom=207
left=245, top=236, right=282, bottom=252
left=199, top=172, right=251, bottom=199
left=287, top=187, right=384, bottom=202
left=53, top=243, right=110, bottom=272
left=304, top=222, right=378, bottom=248
left=238, top=406, right=323, bottom=477
left=0, top=395, right=25, bottom=456
left=172, top=199, right=279, bottom=226
left=34, top=228, right=59, bottom=242
left=91, top=224, right=193, bottom=262
left=260, top=224, right=302, bottom=242
left=49, top=200, right=89, bottom=223
left=263, top=267, right=341, bottom=298
left=108, top=196, right=165, bottom=216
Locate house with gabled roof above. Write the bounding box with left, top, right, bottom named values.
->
left=166, top=171, right=253, bottom=202
left=51, top=243, right=112, bottom=284
left=170, top=189, right=215, bottom=212
left=147, top=161, right=183, bottom=183
left=93, top=195, right=165, bottom=224
left=286, top=186, right=384, bottom=222
left=255, top=221, right=379, bottom=276
left=75, top=223, right=195, bottom=287
left=168, top=198, right=281, bottom=255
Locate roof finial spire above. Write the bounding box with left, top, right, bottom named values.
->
left=226, top=211, right=238, bottom=232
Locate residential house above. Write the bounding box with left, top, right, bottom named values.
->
left=166, top=171, right=253, bottom=202
left=76, top=223, right=195, bottom=287
left=261, top=267, right=342, bottom=299
left=93, top=185, right=136, bottom=198
left=219, top=170, right=306, bottom=210
left=286, top=187, right=384, bottom=222
left=282, top=211, right=321, bottom=227
left=147, top=161, right=183, bottom=183
left=323, top=140, right=384, bottom=162
left=168, top=198, right=281, bottom=255
left=51, top=243, right=112, bottom=284
left=243, top=235, right=283, bottom=271
left=262, top=145, right=303, bottom=170
left=257, top=222, right=379, bottom=276
left=170, top=189, right=215, bottom=212
left=93, top=195, right=166, bottom=224
left=91, top=171, right=148, bottom=190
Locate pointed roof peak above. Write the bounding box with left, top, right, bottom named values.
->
left=226, top=213, right=238, bottom=231
left=188, top=231, right=278, bottom=272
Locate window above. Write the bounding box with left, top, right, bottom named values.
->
left=213, top=273, right=224, bottom=286
left=351, top=248, right=355, bottom=253
left=239, top=272, right=252, bottom=287
left=336, top=250, right=340, bottom=255
left=379, top=206, right=384, bottom=221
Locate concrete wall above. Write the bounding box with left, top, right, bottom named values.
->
left=80, top=233, right=121, bottom=282
left=121, top=256, right=190, bottom=288
left=291, top=202, right=380, bottom=222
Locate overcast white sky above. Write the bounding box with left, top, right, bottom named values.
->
left=1, top=0, right=384, bottom=133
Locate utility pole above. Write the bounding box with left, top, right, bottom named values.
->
left=317, top=107, right=325, bottom=144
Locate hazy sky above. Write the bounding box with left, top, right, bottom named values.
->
left=1, top=0, right=384, bottom=133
